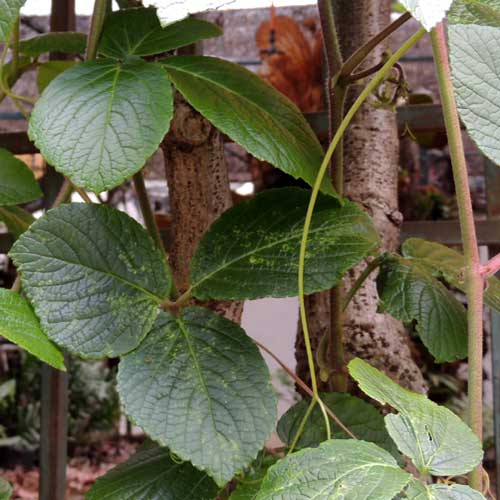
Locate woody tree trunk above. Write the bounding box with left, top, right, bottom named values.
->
left=161, top=93, right=243, bottom=323
left=295, top=0, right=426, bottom=393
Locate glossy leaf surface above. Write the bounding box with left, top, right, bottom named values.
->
left=99, top=8, right=221, bottom=58
left=162, top=56, right=334, bottom=194
left=191, top=188, right=379, bottom=300
left=0, top=289, right=65, bottom=370
left=19, top=32, right=87, bottom=56
left=29, top=58, right=173, bottom=193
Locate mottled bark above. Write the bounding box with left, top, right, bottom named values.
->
left=161, top=93, right=243, bottom=323
left=296, top=0, right=426, bottom=393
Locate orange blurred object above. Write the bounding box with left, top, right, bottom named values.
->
left=256, top=14, right=324, bottom=112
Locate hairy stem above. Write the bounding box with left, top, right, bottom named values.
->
left=298, top=27, right=425, bottom=446
left=133, top=172, right=164, bottom=251
left=85, top=0, right=107, bottom=60
left=431, top=24, right=484, bottom=491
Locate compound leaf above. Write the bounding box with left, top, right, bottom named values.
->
left=10, top=203, right=171, bottom=358
left=377, top=255, right=467, bottom=362
left=99, top=8, right=222, bottom=58
left=190, top=188, right=379, bottom=300
left=0, top=289, right=65, bottom=370
left=402, top=237, right=500, bottom=313
left=162, top=56, right=334, bottom=195
left=0, top=148, right=42, bottom=205
left=255, top=440, right=410, bottom=500
left=86, top=441, right=219, bottom=500
left=118, top=307, right=277, bottom=487
left=0, top=0, right=25, bottom=42
left=19, top=32, right=87, bottom=56
left=29, top=58, right=173, bottom=193
left=277, top=393, right=399, bottom=458
left=398, top=0, right=453, bottom=30
left=349, top=358, right=483, bottom=477
left=450, top=24, right=500, bottom=167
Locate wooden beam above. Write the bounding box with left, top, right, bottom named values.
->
left=401, top=219, right=500, bottom=246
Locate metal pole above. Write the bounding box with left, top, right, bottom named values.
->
left=39, top=1, right=74, bottom=499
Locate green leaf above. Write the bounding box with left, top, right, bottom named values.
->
left=255, top=439, right=411, bottom=500
left=86, top=441, right=219, bottom=500
left=19, top=32, right=87, bottom=56
left=277, top=393, right=399, bottom=458
left=349, top=358, right=484, bottom=476
left=10, top=203, right=171, bottom=359
left=0, top=0, right=25, bottom=42
left=398, top=0, right=453, bottom=30
left=449, top=0, right=500, bottom=26
left=0, top=477, right=12, bottom=500
left=230, top=454, right=277, bottom=500
left=0, top=206, right=35, bottom=238
left=0, top=148, right=42, bottom=205
left=405, top=479, right=486, bottom=499
left=402, top=237, right=500, bottom=313
left=190, top=188, right=379, bottom=300
left=449, top=25, right=500, bottom=168
left=118, top=307, right=277, bottom=487
left=162, top=56, right=334, bottom=195
left=377, top=255, right=467, bottom=362
left=0, top=289, right=65, bottom=370
left=29, top=58, right=173, bottom=193
left=99, top=8, right=222, bottom=59
left=36, top=61, right=78, bottom=94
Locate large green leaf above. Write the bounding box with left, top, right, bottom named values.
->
left=0, top=148, right=42, bottom=205
left=118, top=307, right=277, bottom=487
left=29, top=58, right=173, bottom=193
left=162, top=56, right=334, bottom=195
left=0, top=206, right=34, bottom=238
left=405, top=479, right=486, bottom=499
left=449, top=0, right=500, bottom=26
left=0, top=0, right=25, bottom=42
left=10, top=203, right=171, bottom=358
left=99, top=8, right=222, bottom=59
left=19, top=32, right=87, bottom=56
left=402, top=237, right=500, bottom=313
left=0, top=289, right=65, bottom=370
left=377, top=255, right=467, bottom=362
left=277, top=393, right=399, bottom=458
left=190, top=188, right=379, bottom=300
left=449, top=24, right=500, bottom=167
left=86, top=441, right=219, bottom=500
left=349, top=358, right=483, bottom=476
left=398, top=0, right=453, bottom=30
left=0, top=477, right=12, bottom=500
left=256, top=439, right=410, bottom=500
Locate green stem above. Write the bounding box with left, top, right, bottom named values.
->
left=342, top=255, right=384, bottom=312
left=85, top=0, right=107, bottom=60
left=133, top=172, right=164, bottom=251
left=340, top=12, right=411, bottom=79
left=431, top=24, right=484, bottom=492
left=298, top=27, right=425, bottom=443
left=317, top=0, right=343, bottom=80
